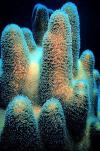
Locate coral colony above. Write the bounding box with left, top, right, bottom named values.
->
left=0, top=2, right=100, bottom=151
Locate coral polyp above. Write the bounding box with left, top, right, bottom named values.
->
left=0, top=2, right=100, bottom=151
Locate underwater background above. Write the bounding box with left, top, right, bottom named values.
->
left=0, top=0, right=100, bottom=151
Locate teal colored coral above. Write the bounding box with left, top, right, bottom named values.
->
left=32, top=3, right=49, bottom=46
left=22, top=27, right=37, bottom=52
left=80, top=49, right=95, bottom=114
left=38, top=98, right=72, bottom=151
left=0, top=24, right=29, bottom=107
left=61, top=2, right=80, bottom=77
left=0, top=2, right=100, bottom=151
left=39, top=10, right=73, bottom=105
left=65, top=80, right=89, bottom=142
left=0, top=95, right=39, bottom=151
